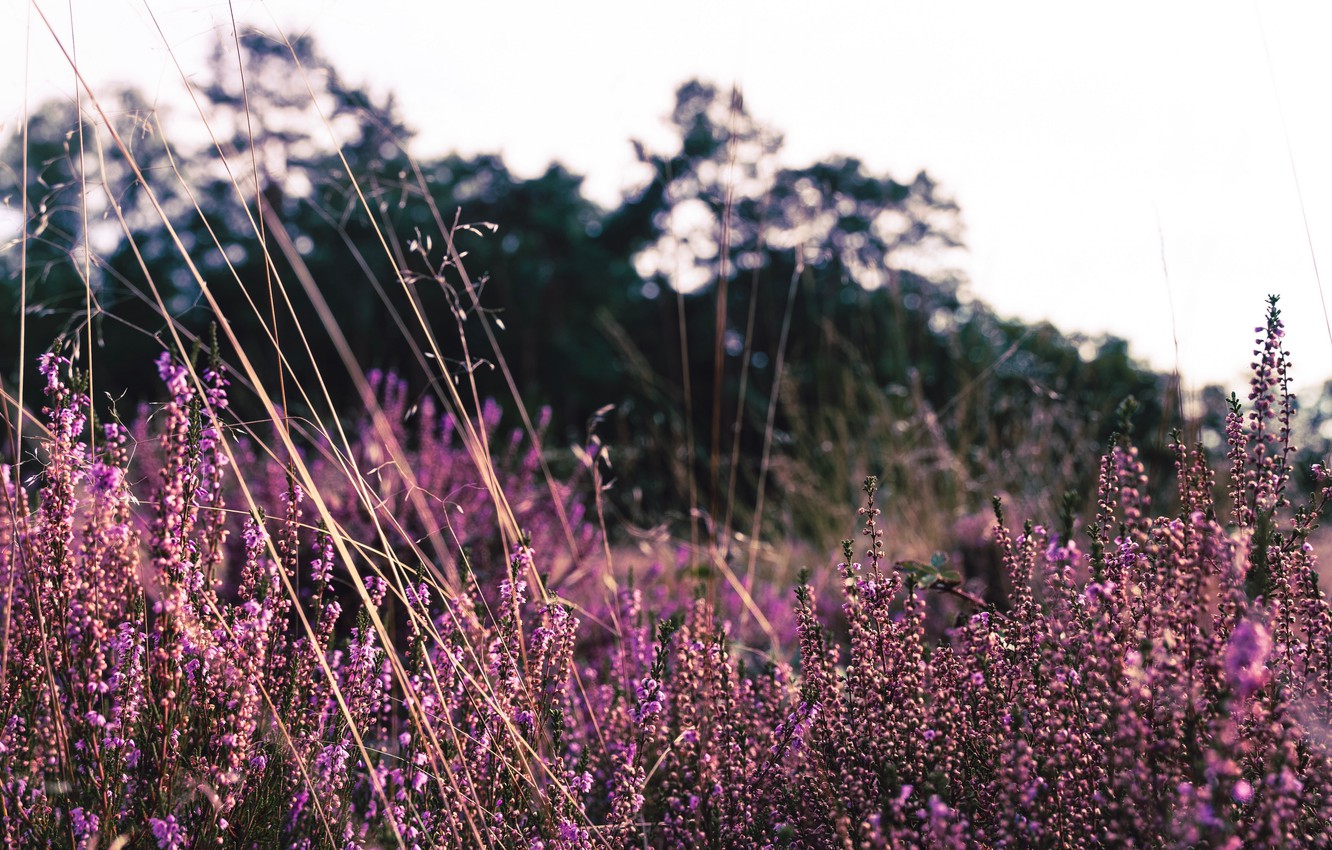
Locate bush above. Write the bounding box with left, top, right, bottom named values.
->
left=3, top=298, right=1332, bottom=848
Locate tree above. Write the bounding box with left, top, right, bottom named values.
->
left=599, top=81, right=1165, bottom=543
left=4, top=41, right=1169, bottom=555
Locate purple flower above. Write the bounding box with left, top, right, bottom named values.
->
left=558, top=820, right=585, bottom=841
left=70, top=807, right=99, bottom=842
left=150, top=815, right=186, bottom=849
left=1233, top=779, right=1254, bottom=804
left=1225, top=619, right=1272, bottom=699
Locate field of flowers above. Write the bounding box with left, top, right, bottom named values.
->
left=4, top=18, right=1332, bottom=848
left=4, top=263, right=1332, bottom=850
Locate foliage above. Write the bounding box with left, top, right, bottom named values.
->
left=2, top=35, right=1171, bottom=553
left=8, top=34, right=1320, bottom=846
left=3, top=293, right=1331, bottom=847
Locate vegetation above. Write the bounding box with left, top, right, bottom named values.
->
left=4, top=26, right=1331, bottom=850
left=2, top=32, right=1171, bottom=548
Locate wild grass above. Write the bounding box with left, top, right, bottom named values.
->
left=4, top=16, right=1332, bottom=850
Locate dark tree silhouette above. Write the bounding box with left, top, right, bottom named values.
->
left=3, top=34, right=1171, bottom=551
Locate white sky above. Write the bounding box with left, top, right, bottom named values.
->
left=4, top=0, right=1332, bottom=393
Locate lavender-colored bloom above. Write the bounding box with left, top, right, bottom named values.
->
left=1234, top=779, right=1255, bottom=804
left=149, top=815, right=186, bottom=849
left=69, top=807, right=99, bottom=843
left=1226, top=618, right=1273, bottom=699
left=7, top=306, right=1332, bottom=848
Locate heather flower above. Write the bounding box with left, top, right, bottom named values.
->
left=1235, top=778, right=1255, bottom=804
left=8, top=302, right=1332, bottom=848
left=1226, top=618, right=1273, bottom=699
left=150, top=814, right=186, bottom=849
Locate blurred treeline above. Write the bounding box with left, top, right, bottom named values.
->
left=2, top=31, right=1224, bottom=550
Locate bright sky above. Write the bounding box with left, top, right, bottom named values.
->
left=4, top=1, right=1332, bottom=393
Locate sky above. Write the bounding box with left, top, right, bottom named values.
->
left=4, top=0, right=1332, bottom=393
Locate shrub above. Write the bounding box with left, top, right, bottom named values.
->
left=3, top=299, right=1332, bottom=848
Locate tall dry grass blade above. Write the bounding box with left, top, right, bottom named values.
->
left=1, top=1, right=34, bottom=701
left=31, top=16, right=414, bottom=844
left=737, top=253, right=803, bottom=645
left=67, top=0, right=95, bottom=458
left=1254, top=0, right=1331, bottom=355
left=396, top=152, right=590, bottom=589
left=721, top=250, right=764, bottom=564
left=227, top=2, right=287, bottom=426
left=707, top=88, right=744, bottom=558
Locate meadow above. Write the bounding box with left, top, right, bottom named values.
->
left=4, top=24, right=1332, bottom=850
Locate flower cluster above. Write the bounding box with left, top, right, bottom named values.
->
left=3, top=300, right=1332, bottom=847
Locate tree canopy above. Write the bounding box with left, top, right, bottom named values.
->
left=2, top=31, right=1171, bottom=547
